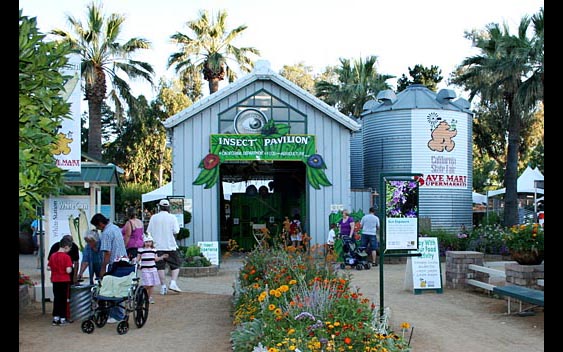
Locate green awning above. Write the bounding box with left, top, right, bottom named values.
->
left=63, top=164, right=120, bottom=186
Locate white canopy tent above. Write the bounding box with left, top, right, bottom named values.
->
left=472, top=192, right=487, bottom=204
left=142, top=183, right=172, bottom=203
left=487, top=166, right=544, bottom=197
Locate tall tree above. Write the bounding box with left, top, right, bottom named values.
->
left=452, top=8, right=544, bottom=226
left=168, top=9, right=260, bottom=95
left=19, top=10, right=72, bottom=222
left=314, top=56, right=394, bottom=117
left=51, top=1, right=155, bottom=160
left=279, top=62, right=316, bottom=94
left=396, top=64, right=443, bottom=92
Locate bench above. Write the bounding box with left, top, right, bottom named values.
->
left=492, top=285, right=544, bottom=314
left=466, top=264, right=506, bottom=292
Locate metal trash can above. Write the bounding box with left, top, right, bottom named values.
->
left=70, top=284, right=94, bottom=322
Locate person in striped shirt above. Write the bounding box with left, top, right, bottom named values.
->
left=137, top=234, right=168, bottom=304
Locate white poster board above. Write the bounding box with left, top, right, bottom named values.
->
left=197, top=241, right=219, bottom=265
left=411, top=237, right=442, bottom=292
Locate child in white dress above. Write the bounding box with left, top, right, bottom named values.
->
left=136, top=234, right=168, bottom=304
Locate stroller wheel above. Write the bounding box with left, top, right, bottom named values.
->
left=364, top=263, right=371, bottom=270
left=356, top=265, right=363, bottom=270
left=339, top=263, right=346, bottom=269
left=81, top=320, right=95, bottom=334
left=117, top=321, right=129, bottom=335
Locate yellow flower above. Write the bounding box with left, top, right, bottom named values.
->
left=400, top=322, right=410, bottom=329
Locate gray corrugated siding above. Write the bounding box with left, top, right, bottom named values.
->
left=350, top=126, right=364, bottom=189
left=350, top=190, right=372, bottom=213
left=171, top=80, right=353, bottom=248
left=362, top=108, right=473, bottom=233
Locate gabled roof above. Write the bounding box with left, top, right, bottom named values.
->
left=163, top=60, right=361, bottom=131
left=63, top=163, right=120, bottom=186
left=488, top=166, right=544, bottom=197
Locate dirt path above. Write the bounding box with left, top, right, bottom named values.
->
left=19, top=255, right=544, bottom=351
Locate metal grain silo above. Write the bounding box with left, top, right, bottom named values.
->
left=360, top=84, right=474, bottom=232
left=350, top=118, right=364, bottom=189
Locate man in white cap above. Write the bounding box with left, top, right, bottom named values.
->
left=146, top=199, right=181, bottom=294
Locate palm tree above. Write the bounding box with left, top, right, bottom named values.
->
left=168, top=9, right=260, bottom=95
left=451, top=8, right=543, bottom=226
left=51, top=1, right=155, bottom=160
left=314, top=55, right=394, bottom=117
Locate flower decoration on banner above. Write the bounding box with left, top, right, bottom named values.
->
left=305, top=153, right=331, bottom=189
left=193, top=151, right=221, bottom=189
left=386, top=180, right=419, bottom=218
left=193, top=121, right=333, bottom=190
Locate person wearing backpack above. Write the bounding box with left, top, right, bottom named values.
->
left=289, top=214, right=303, bottom=248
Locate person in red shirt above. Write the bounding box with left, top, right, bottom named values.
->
left=47, top=236, right=73, bottom=326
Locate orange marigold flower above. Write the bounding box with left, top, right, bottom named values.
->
left=344, top=337, right=352, bottom=345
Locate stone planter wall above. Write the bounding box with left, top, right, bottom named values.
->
left=505, top=263, right=544, bottom=290
left=19, top=285, right=31, bottom=314
left=178, top=265, right=219, bottom=277
left=445, top=251, right=484, bottom=289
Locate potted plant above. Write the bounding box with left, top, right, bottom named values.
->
left=503, top=222, right=544, bottom=265
left=182, top=245, right=212, bottom=267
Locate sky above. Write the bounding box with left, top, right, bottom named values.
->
left=20, top=0, right=543, bottom=101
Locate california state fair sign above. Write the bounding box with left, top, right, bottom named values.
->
left=211, top=134, right=315, bottom=161
left=411, top=110, right=469, bottom=189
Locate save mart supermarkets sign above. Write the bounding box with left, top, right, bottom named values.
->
left=211, top=134, right=315, bottom=161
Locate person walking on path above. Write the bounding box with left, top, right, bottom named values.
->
left=136, top=234, right=168, bottom=304
left=47, top=236, right=73, bottom=326
left=146, top=199, right=181, bottom=294
left=90, top=213, right=127, bottom=323
left=360, top=207, right=380, bottom=266
left=121, top=207, right=145, bottom=261
left=77, top=230, right=103, bottom=285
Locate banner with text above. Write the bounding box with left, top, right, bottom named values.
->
left=211, top=134, right=315, bottom=161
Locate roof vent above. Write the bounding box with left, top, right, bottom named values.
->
left=253, top=60, right=272, bottom=74
left=453, top=97, right=470, bottom=110
left=436, top=89, right=456, bottom=104
left=376, top=89, right=397, bottom=105
left=362, top=99, right=379, bottom=112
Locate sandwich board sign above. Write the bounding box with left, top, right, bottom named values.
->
left=410, top=237, right=443, bottom=294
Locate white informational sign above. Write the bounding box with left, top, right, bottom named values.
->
left=411, top=237, right=442, bottom=291
left=54, top=53, right=82, bottom=172
left=197, top=241, right=219, bottom=265
left=44, top=195, right=91, bottom=269
left=386, top=218, right=418, bottom=250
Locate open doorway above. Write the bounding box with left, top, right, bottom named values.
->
left=219, top=161, right=306, bottom=250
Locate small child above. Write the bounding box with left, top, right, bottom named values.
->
left=136, top=234, right=168, bottom=304
left=47, top=236, right=73, bottom=326
left=326, top=223, right=337, bottom=257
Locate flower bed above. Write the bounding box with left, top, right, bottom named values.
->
left=231, top=246, right=412, bottom=351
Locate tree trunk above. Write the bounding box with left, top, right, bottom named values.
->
left=208, top=78, right=220, bottom=94
left=503, top=98, right=521, bottom=227
left=85, top=69, right=107, bottom=160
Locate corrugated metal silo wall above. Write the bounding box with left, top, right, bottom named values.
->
left=362, top=109, right=472, bottom=233
left=350, top=126, right=364, bottom=189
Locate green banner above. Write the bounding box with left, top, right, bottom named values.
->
left=211, top=134, right=315, bottom=161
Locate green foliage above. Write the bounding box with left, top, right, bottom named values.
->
left=231, top=247, right=411, bottom=351
left=183, top=211, right=192, bottom=225
left=176, top=227, right=190, bottom=241
left=279, top=62, right=316, bottom=93
left=181, top=245, right=211, bottom=267
left=19, top=10, right=72, bottom=222
left=314, top=56, right=394, bottom=117
left=117, top=182, right=154, bottom=212
left=396, top=64, right=443, bottom=92
left=503, top=223, right=543, bottom=253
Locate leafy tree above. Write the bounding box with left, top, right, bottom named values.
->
left=314, top=55, right=394, bottom=117
left=452, top=8, right=544, bottom=226
left=396, top=64, right=443, bottom=92
left=279, top=62, right=316, bottom=93
left=168, top=9, right=260, bottom=94
left=19, top=10, right=72, bottom=222
left=51, top=1, right=155, bottom=160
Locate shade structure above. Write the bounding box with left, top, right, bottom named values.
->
left=141, top=183, right=172, bottom=203
left=487, top=166, right=544, bottom=197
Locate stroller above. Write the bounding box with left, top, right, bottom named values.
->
left=80, top=258, right=149, bottom=335
left=339, top=235, right=371, bottom=270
